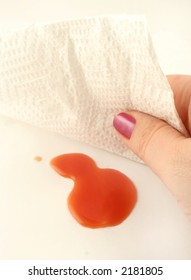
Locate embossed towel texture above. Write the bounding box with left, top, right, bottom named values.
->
left=0, top=15, right=185, bottom=161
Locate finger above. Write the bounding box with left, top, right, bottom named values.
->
left=167, top=75, right=191, bottom=134
left=113, top=111, right=191, bottom=220
left=113, top=111, right=184, bottom=185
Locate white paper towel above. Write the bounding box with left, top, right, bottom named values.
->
left=0, top=15, right=185, bottom=162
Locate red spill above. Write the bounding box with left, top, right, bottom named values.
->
left=50, top=153, right=137, bottom=228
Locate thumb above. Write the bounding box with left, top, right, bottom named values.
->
left=113, top=111, right=187, bottom=193
left=113, top=111, right=191, bottom=220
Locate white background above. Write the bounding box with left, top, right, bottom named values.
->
left=0, top=0, right=191, bottom=260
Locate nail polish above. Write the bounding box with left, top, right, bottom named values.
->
left=113, top=112, right=136, bottom=139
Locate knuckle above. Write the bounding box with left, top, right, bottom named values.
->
left=137, top=121, right=169, bottom=161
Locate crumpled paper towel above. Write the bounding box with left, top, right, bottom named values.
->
left=0, top=15, right=185, bottom=162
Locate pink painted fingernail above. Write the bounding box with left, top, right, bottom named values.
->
left=113, top=112, right=136, bottom=139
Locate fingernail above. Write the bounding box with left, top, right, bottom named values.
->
left=113, top=112, right=136, bottom=139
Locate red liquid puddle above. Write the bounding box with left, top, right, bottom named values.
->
left=50, top=153, right=137, bottom=228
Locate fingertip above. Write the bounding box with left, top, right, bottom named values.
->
left=113, top=112, right=136, bottom=139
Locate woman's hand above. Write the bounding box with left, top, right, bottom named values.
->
left=113, top=75, right=191, bottom=221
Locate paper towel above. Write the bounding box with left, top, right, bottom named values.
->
left=0, top=15, right=185, bottom=162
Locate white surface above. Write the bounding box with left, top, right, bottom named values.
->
left=0, top=0, right=191, bottom=260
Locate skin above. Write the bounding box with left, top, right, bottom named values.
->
left=167, top=75, right=191, bottom=134
left=114, top=75, right=191, bottom=221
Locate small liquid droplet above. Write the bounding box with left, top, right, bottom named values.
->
left=34, top=156, right=42, bottom=162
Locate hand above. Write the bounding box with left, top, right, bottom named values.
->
left=113, top=75, right=191, bottom=221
